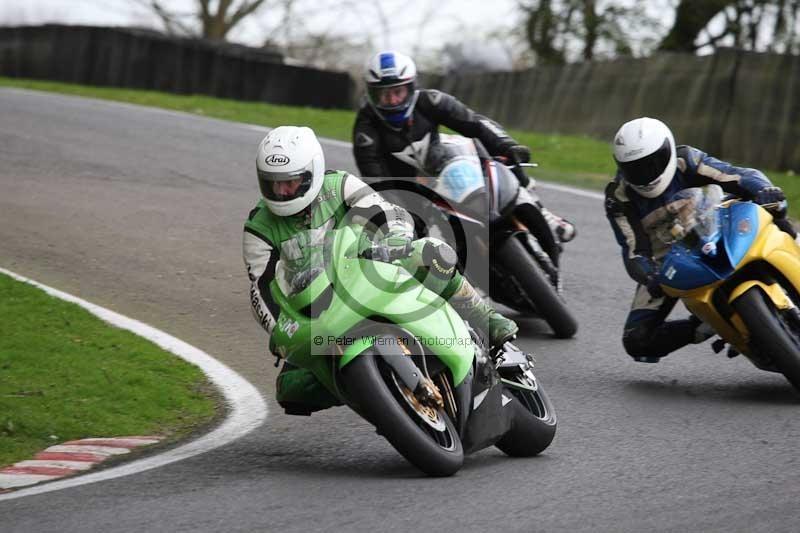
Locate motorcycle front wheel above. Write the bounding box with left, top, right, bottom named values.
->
left=340, top=350, right=464, bottom=476
left=734, top=286, right=800, bottom=391
left=497, top=235, right=578, bottom=338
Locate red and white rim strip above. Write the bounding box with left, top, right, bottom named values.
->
left=0, top=437, right=162, bottom=491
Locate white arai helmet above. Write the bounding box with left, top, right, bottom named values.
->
left=612, top=117, right=677, bottom=198
left=256, top=126, right=325, bottom=216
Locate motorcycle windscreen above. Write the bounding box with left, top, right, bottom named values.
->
left=432, top=156, right=485, bottom=204
left=659, top=203, right=760, bottom=291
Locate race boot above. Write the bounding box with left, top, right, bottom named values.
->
left=449, top=276, right=518, bottom=349
left=275, top=361, right=342, bottom=416
left=540, top=206, right=576, bottom=243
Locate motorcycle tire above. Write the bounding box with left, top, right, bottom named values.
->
left=495, top=374, right=557, bottom=457
left=498, top=235, right=578, bottom=338
left=340, top=350, right=464, bottom=476
left=734, top=286, right=800, bottom=391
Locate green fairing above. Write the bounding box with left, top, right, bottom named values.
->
left=269, top=227, right=474, bottom=400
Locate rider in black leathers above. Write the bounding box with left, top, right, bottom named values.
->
left=352, top=50, right=576, bottom=246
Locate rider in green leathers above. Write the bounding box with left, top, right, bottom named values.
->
left=243, top=126, right=518, bottom=415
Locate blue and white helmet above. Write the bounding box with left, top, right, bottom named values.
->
left=364, top=51, right=418, bottom=127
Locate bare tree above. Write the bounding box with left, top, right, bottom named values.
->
left=137, top=0, right=269, bottom=40
left=519, top=0, right=661, bottom=64
left=254, top=0, right=454, bottom=72
left=660, top=0, right=800, bottom=53
left=522, top=0, right=568, bottom=64
left=659, top=0, right=735, bottom=52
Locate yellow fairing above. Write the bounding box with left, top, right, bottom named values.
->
left=728, top=281, right=792, bottom=310
left=663, top=207, right=800, bottom=356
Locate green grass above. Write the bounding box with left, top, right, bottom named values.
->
left=0, top=273, right=219, bottom=467
left=506, top=130, right=617, bottom=189
left=0, top=76, right=356, bottom=142
left=1, top=75, right=797, bottom=218
left=512, top=130, right=799, bottom=221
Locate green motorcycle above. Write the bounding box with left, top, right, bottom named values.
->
left=269, top=226, right=557, bottom=476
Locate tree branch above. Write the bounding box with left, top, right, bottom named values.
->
left=228, top=0, right=269, bottom=30
left=137, top=0, right=196, bottom=35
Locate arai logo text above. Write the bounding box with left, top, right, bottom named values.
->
left=265, top=154, right=290, bottom=166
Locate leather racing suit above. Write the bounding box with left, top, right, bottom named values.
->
left=605, top=144, right=794, bottom=361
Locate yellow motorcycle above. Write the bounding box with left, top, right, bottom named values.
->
left=657, top=185, right=800, bottom=389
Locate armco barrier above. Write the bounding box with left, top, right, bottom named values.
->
left=428, top=48, right=800, bottom=171
left=0, top=25, right=352, bottom=109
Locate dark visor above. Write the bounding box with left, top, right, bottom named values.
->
left=258, top=170, right=313, bottom=201
left=615, top=139, right=671, bottom=186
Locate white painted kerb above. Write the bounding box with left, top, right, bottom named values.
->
left=0, top=268, right=268, bottom=502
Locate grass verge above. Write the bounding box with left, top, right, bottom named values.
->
left=1, top=75, right=797, bottom=218
left=0, top=273, right=219, bottom=467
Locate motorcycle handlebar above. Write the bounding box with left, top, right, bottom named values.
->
left=492, top=156, right=538, bottom=168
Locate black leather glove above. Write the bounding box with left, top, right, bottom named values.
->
left=505, top=144, right=531, bottom=165
left=754, top=186, right=788, bottom=218
left=644, top=274, right=664, bottom=300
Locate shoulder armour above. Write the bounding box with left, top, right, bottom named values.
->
left=418, top=88, right=449, bottom=109
left=676, top=145, right=704, bottom=169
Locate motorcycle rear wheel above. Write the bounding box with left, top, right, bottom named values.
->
left=495, top=371, right=557, bottom=457
left=734, top=286, right=800, bottom=391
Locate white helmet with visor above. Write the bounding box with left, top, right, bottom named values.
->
left=256, top=126, right=325, bottom=216
left=613, top=117, right=677, bottom=198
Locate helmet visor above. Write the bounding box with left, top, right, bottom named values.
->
left=258, top=170, right=313, bottom=202
left=616, top=139, right=672, bottom=187
left=367, top=82, right=413, bottom=112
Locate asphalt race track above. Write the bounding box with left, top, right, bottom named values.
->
left=2, top=89, right=799, bottom=532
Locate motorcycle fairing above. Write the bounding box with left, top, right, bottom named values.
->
left=722, top=202, right=759, bottom=267
left=662, top=203, right=800, bottom=357
left=659, top=202, right=760, bottom=291
left=269, top=227, right=475, bottom=394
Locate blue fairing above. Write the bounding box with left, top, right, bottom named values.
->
left=723, top=202, right=759, bottom=267
left=659, top=203, right=759, bottom=291
left=659, top=245, right=731, bottom=290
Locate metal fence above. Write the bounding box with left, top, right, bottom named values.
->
left=428, top=48, right=800, bottom=171
left=0, top=25, right=353, bottom=109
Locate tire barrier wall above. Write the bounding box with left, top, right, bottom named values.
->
left=0, top=25, right=353, bottom=109
left=427, top=48, right=800, bottom=171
